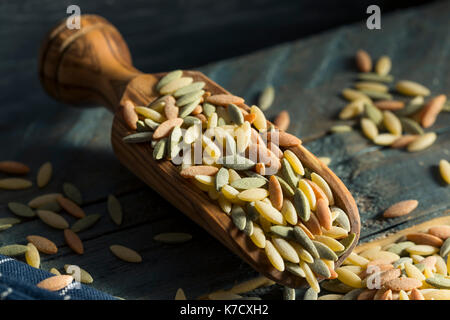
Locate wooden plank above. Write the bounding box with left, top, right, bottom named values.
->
left=1, top=128, right=447, bottom=299
left=0, top=188, right=172, bottom=245
left=2, top=190, right=256, bottom=299
left=201, top=3, right=450, bottom=140
left=3, top=195, right=257, bottom=299
left=0, top=108, right=145, bottom=207
left=37, top=219, right=251, bottom=300
left=355, top=215, right=450, bottom=253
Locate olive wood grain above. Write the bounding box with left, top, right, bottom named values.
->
left=39, top=14, right=360, bottom=288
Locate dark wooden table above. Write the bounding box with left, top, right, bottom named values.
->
left=0, top=1, right=449, bottom=299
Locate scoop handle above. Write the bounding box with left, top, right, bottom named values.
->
left=39, top=14, right=142, bottom=112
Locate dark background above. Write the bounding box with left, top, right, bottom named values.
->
left=1, top=0, right=435, bottom=75
left=0, top=0, right=436, bottom=109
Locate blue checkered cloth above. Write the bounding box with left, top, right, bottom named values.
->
left=0, top=254, right=116, bottom=300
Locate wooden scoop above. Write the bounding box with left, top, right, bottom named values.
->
left=38, top=15, right=360, bottom=288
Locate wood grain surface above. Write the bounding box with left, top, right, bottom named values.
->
left=0, top=1, right=449, bottom=299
